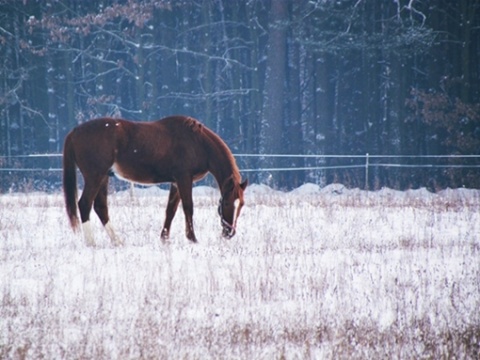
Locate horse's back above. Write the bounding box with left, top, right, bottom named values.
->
left=150, top=116, right=205, bottom=141
left=70, top=115, right=203, bottom=142
left=71, top=117, right=122, bottom=134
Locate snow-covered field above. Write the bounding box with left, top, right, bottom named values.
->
left=1, top=183, right=479, bottom=359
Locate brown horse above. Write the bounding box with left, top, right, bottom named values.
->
left=63, top=115, right=248, bottom=246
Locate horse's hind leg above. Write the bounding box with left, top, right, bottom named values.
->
left=94, top=177, right=123, bottom=246
left=161, top=183, right=181, bottom=241
left=78, top=179, right=102, bottom=247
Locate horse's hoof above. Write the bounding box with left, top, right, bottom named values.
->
left=161, top=228, right=169, bottom=240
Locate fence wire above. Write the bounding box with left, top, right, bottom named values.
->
left=1, top=153, right=479, bottom=191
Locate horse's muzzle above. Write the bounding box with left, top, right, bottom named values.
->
left=221, top=218, right=236, bottom=238
left=222, top=227, right=236, bottom=238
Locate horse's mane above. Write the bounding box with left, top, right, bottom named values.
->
left=184, top=117, right=241, bottom=184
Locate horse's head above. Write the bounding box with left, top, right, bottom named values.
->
left=218, top=177, right=248, bottom=238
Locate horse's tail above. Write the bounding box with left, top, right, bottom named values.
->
left=63, top=131, right=80, bottom=231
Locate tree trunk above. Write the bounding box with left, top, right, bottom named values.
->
left=260, top=0, right=288, bottom=186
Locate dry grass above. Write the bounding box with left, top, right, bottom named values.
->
left=1, top=185, right=479, bottom=359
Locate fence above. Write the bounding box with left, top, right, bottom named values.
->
left=1, top=153, right=480, bottom=192
left=234, top=153, right=480, bottom=189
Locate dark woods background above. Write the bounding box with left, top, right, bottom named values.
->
left=1, top=0, right=479, bottom=191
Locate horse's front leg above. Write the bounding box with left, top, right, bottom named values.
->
left=176, top=177, right=197, bottom=243
left=161, top=183, right=181, bottom=241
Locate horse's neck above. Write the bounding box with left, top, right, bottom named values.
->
left=206, top=138, right=236, bottom=191
left=209, top=155, right=235, bottom=190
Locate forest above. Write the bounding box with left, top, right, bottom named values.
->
left=1, top=0, right=479, bottom=190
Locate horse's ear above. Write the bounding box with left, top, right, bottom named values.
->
left=240, top=179, right=248, bottom=191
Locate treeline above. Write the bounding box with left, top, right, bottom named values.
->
left=1, top=0, right=479, bottom=190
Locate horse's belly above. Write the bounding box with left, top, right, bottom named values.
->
left=110, top=163, right=132, bottom=182
left=111, top=162, right=171, bottom=184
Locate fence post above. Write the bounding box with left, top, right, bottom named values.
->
left=365, top=153, right=369, bottom=190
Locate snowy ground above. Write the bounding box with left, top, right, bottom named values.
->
left=1, top=183, right=479, bottom=359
